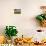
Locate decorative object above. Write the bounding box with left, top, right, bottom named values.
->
left=36, top=6, right=46, bottom=27
left=14, top=9, right=21, bottom=14
left=0, top=36, right=6, bottom=44
left=5, top=26, right=18, bottom=44
left=14, top=37, right=33, bottom=45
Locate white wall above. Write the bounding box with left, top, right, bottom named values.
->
left=0, top=0, right=46, bottom=40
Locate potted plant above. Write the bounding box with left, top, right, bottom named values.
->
left=5, top=26, right=18, bottom=43
left=36, top=6, right=46, bottom=27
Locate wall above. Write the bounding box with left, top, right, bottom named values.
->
left=0, top=0, right=46, bottom=41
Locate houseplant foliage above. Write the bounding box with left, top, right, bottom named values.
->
left=36, top=14, right=46, bottom=27
left=36, top=14, right=46, bottom=21
left=36, top=6, right=46, bottom=27
left=5, top=26, right=18, bottom=39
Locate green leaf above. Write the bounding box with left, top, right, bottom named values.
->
left=36, top=15, right=44, bottom=21
left=44, top=15, right=46, bottom=20
left=5, top=26, right=18, bottom=39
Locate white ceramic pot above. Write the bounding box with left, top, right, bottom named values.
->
left=7, top=39, right=11, bottom=44
left=11, top=36, right=17, bottom=44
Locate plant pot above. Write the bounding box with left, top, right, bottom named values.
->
left=40, top=20, right=46, bottom=27
left=7, top=39, right=12, bottom=44
left=11, top=36, right=17, bottom=44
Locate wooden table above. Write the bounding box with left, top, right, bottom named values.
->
left=14, top=43, right=46, bottom=46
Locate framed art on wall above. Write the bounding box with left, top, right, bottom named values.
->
left=14, top=9, right=21, bottom=14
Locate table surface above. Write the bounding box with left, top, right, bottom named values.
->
left=14, top=43, right=46, bottom=46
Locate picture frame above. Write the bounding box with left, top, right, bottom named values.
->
left=14, top=9, right=21, bottom=14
